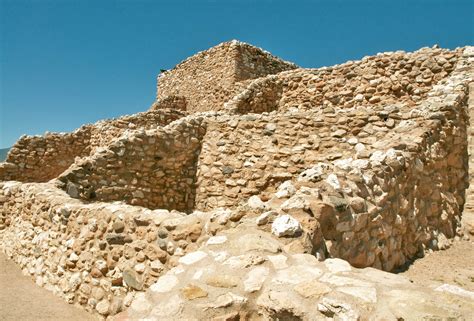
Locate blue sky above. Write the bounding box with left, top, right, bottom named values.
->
left=0, top=0, right=473, bottom=148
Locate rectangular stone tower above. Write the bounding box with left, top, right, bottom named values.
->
left=154, top=40, right=297, bottom=113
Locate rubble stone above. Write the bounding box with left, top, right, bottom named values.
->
left=0, top=42, right=473, bottom=320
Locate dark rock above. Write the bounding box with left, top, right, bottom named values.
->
left=66, top=182, right=80, bottom=198
left=98, top=241, right=107, bottom=250
left=157, top=239, right=167, bottom=250
left=157, top=228, right=168, bottom=239
left=106, top=233, right=125, bottom=245
left=221, top=166, right=234, bottom=175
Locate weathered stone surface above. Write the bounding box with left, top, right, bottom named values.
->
left=294, top=280, right=331, bottom=298
left=123, top=269, right=143, bottom=291
left=205, top=274, right=240, bottom=288
left=237, top=233, right=281, bottom=253
left=247, top=195, right=267, bottom=210
left=206, top=235, right=228, bottom=245
left=130, top=294, right=151, bottom=314
left=243, top=266, right=269, bottom=293
left=178, top=251, right=208, bottom=265
left=0, top=43, right=473, bottom=321
left=96, top=299, right=110, bottom=315
left=271, top=215, right=302, bottom=237
left=180, top=284, right=208, bottom=300
left=324, top=258, right=352, bottom=273
left=150, top=274, right=179, bottom=293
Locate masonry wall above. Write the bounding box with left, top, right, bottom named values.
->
left=195, top=105, right=401, bottom=210
left=233, top=42, right=298, bottom=81
left=87, top=109, right=186, bottom=154
left=0, top=182, right=210, bottom=317
left=224, top=75, right=283, bottom=114
left=193, top=48, right=471, bottom=272
left=149, top=95, right=187, bottom=111
left=220, top=47, right=460, bottom=116
left=0, top=129, right=93, bottom=182
left=316, top=105, right=468, bottom=271
left=0, top=109, right=185, bottom=183
left=156, top=41, right=297, bottom=113
left=0, top=44, right=471, bottom=320
left=277, top=47, right=460, bottom=112
left=57, top=116, right=206, bottom=212
left=280, top=64, right=471, bottom=271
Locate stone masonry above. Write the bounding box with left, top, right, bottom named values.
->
left=153, top=40, right=297, bottom=113
left=0, top=109, right=185, bottom=182
left=0, top=42, right=473, bottom=320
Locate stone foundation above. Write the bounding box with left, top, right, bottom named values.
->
left=0, top=181, right=212, bottom=316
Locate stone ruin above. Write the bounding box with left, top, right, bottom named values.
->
left=0, top=40, right=473, bottom=320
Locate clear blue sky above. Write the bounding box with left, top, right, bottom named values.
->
left=0, top=0, right=473, bottom=148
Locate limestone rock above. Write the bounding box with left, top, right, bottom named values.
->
left=243, top=266, right=269, bottom=293
left=271, top=215, right=302, bottom=237
left=275, top=181, right=296, bottom=199
left=247, top=195, right=267, bottom=210
left=294, top=280, right=331, bottom=298
left=178, top=251, right=208, bottom=265
left=150, top=274, right=179, bottom=293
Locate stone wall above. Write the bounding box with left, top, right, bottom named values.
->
left=277, top=47, right=460, bottom=111
left=0, top=43, right=472, bottom=320
left=219, top=46, right=460, bottom=116
left=192, top=47, right=471, bottom=271
left=224, top=75, right=283, bottom=114
left=196, top=102, right=413, bottom=211
left=149, top=95, right=187, bottom=112
left=233, top=42, right=298, bottom=81
left=0, top=109, right=185, bottom=183
left=155, top=40, right=297, bottom=113
left=255, top=56, right=471, bottom=270
left=56, top=115, right=206, bottom=212
left=0, top=182, right=213, bottom=317
left=316, top=102, right=468, bottom=270
left=87, top=109, right=186, bottom=154
left=0, top=129, right=92, bottom=183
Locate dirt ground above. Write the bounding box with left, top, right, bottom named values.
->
left=0, top=253, right=96, bottom=321
left=399, top=238, right=474, bottom=292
